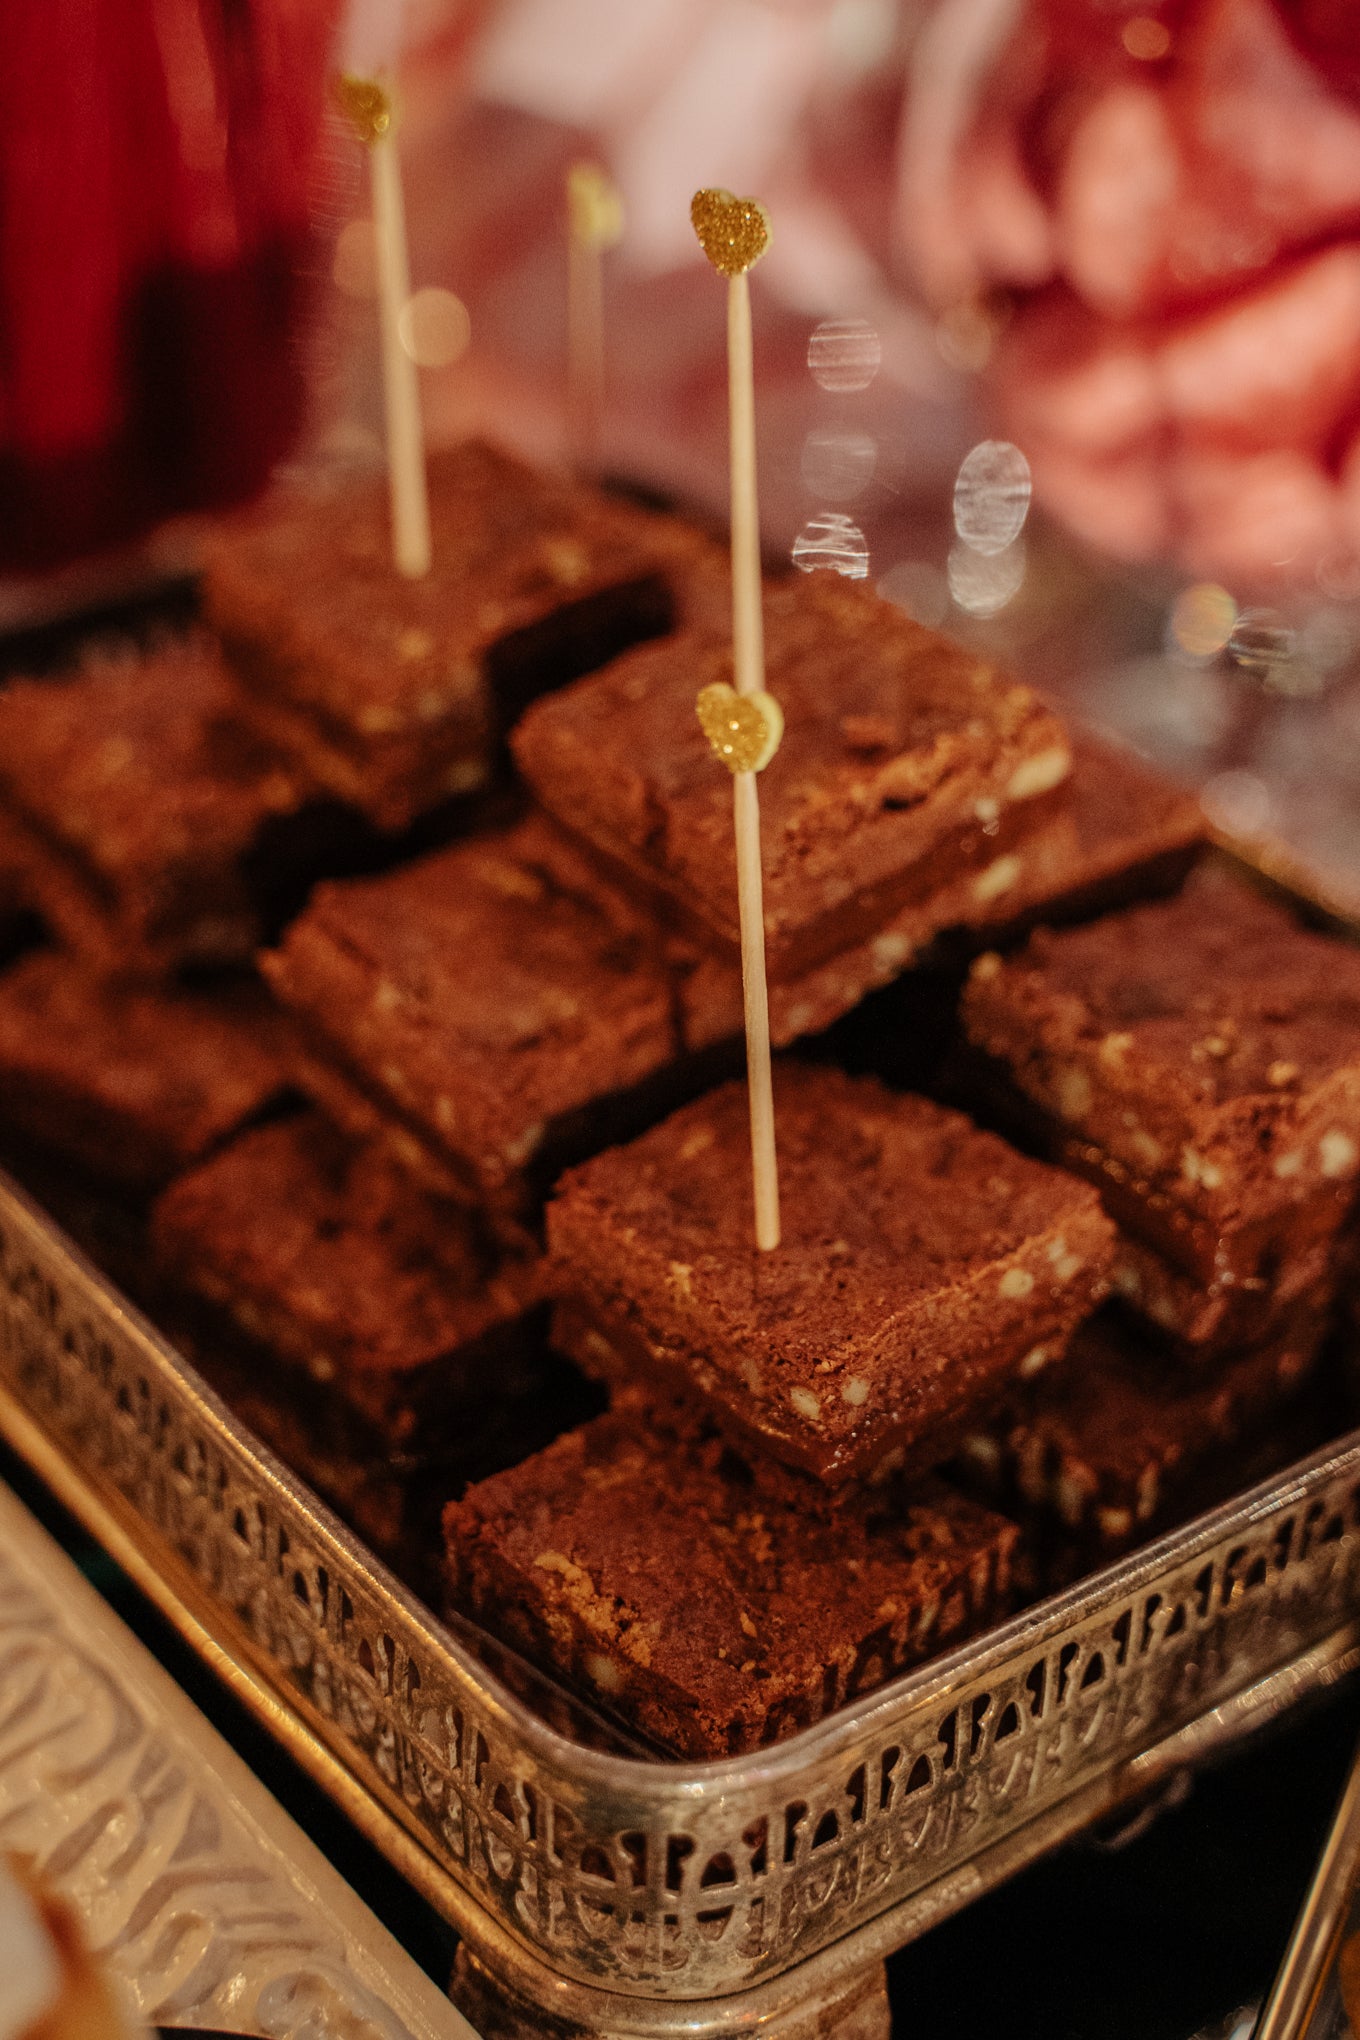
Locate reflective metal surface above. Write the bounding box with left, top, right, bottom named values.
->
left=0, top=1478, right=470, bottom=2039
left=1253, top=1735, right=1360, bottom=2040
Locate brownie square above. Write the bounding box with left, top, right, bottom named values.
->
left=444, top=1405, right=1019, bottom=1757
left=261, top=814, right=726, bottom=1237
left=960, top=866, right=1360, bottom=1349
left=963, top=734, right=1206, bottom=939
left=0, top=639, right=304, bottom=973
left=179, top=1310, right=601, bottom=1612
left=151, top=1113, right=543, bottom=1451
left=511, top=573, right=1073, bottom=983
left=152, top=1112, right=603, bottom=1594
left=955, top=1302, right=1328, bottom=1569
left=546, top=1064, right=1114, bottom=1486
left=205, top=439, right=718, bottom=831
left=675, top=735, right=1207, bottom=1052
left=186, top=1333, right=420, bottom=1570
left=1106, top=1221, right=1343, bottom=1349
left=0, top=950, right=292, bottom=1188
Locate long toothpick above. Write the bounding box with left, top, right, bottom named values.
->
left=337, top=76, right=431, bottom=578
left=691, top=189, right=780, bottom=1251
left=567, top=163, right=624, bottom=475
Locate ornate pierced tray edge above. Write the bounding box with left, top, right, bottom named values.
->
left=0, top=1370, right=469, bottom=1925
left=5, top=1149, right=1358, bottom=1799
left=4, top=1151, right=1360, bottom=2006
left=5, top=1354, right=1358, bottom=2040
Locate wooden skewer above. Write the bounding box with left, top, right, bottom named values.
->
left=727, top=268, right=765, bottom=703
left=726, top=265, right=778, bottom=1252
left=691, top=188, right=780, bottom=1251
left=337, top=75, right=431, bottom=579
left=733, top=766, right=778, bottom=1250
left=566, top=163, right=623, bottom=476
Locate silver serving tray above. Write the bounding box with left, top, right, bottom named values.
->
left=2, top=1147, right=1360, bottom=2039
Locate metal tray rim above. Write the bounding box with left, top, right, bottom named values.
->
left=6, top=1155, right=1357, bottom=1802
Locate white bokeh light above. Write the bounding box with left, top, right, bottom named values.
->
left=947, top=537, right=1026, bottom=616
left=1201, top=769, right=1273, bottom=838
left=398, top=287, right=472, bottom=369
left=953, top=441, right=1032, bottom=557
left=1228, top=607, right=1295, bottom=680
left=792, top=512, right=869, bottom=578
left=807, top=317, right=882, bottom=394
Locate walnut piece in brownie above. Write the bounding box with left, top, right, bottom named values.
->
left=0, top=951, right=292, bottom=1187
left=151, top=1113, right=543, bottom=1451
left=955, top=1303, right=1326, bottom=1573
left=547, top=1064, right=1114, bottom=1486
left=0, top=638, right=305, bottom=975
left=206, top=440, right=720, bottom=831
left=961, top=866, right=1360, bottom=1349
left=512, top=573, right=1072, bottom=983
left=261, top=814, right=726, bottom=1237
left=444, top=1404, right=1019, bottom=1757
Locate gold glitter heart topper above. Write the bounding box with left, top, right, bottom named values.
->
left=335, top=73, right=393, bottom=146
left=690, top=189, right=772, bottom=276
left=696, top=681, right=783, bottom=774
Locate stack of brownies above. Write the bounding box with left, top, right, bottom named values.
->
left=0, top=440, right=721, bottom=1198
left=950, top=867, right=1360, bottom=1581
left=0, top=443, right=730, bottom=1561
left=426, top=606, right=1355, bottom=1755
left=0, top=433, right=1355, bottom=1760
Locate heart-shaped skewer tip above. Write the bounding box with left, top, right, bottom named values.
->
left=696, top=681, right=784, bottom=774
left=334, top=73, right=393, bottom=145
left=690, top=189, right=772, bottom=276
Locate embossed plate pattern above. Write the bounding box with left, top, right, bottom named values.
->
left=0, top=1476, right=471, bottom=2038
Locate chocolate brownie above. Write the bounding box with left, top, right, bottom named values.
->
left=547, top=1064, right=1114, bottom=1485
left=955, top=1302, right=1328, bottom=1569
left=205, top=440, right=720, bottom=831
left=960, top=866, right=1360, bottom=1350
left=151, top=1112, right=609, bottom=1596
left=676, top=736, right=1207, bottom=1053
left=152, top=1113, right=544, bottom=1449
left=0, top=638, right=308, bottom=974
left=183, top=1334, right=595, bottom=1614
left=0, top=951, right=293, bottom=1187
left=511, top=573, right=1073, bottom=983
left=962, top=734, right=1206, bottom=939
left=261, top=815, right=731, bottom=1236
left=950, top=1046, right=1346, bottom=1355
left=177, top=1320, right=420, bottom=1581
left=1105, top=1220, right=1342, bottom=1349
left=444, top=1404, right=1019, bottom=1757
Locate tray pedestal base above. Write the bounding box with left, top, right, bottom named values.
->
left=452, top=1944, right=891, bottom=2040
